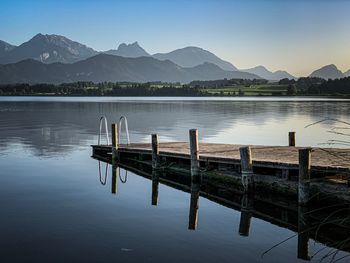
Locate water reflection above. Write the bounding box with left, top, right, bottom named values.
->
left=95, top=157, right=350, bottom=262
left=239, top=194, right=254, bottom=237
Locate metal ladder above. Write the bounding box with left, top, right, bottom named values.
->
left=97, top=116, right=130, bottom=145
left=118, top=116, right=130, bottom=145
left=98, top=116, right=110, bottom=145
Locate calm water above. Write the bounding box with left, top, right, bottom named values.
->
left=0, top=97, right=349, bottom=262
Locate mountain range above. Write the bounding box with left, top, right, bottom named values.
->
left=0, top=33, right=349, bottom=83
left=241, top=65, right=295, bottom=81
left=0, top=54, right=259, bottom=84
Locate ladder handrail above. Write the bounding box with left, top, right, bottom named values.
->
left=118, top=116, right=130, bottom=145
left=98, top=116, right=110, bottom=145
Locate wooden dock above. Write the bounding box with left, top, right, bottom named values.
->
left=92, top=142, right=350, bottom=173
left=92, top=126, right=350, bottom=203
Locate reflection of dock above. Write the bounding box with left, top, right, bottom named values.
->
left=92, top=155, right=350, bottom=258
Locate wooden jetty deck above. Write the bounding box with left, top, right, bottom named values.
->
left=92, top=125, right=350, bottom=203
left=92, top=142, right=350, bottom=173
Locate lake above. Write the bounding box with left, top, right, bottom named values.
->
left=0, top=96, right=349, bottom=262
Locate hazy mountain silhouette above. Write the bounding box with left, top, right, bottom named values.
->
left=105, top=42, right=150, bottom=57
left=153, top=46, right=237, bottom=71
left=344, top=69, right=350, bottom=77
left=0, top=54, right=260, bottom=84
left=241, top=65, right=295, bottom=80
left=0, top=34, right=98, bottom=64
left=0, top=40, right=16, bottom=58
left=309, top=64, right=344, bottom=79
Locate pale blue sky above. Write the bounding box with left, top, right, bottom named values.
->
left=0, top=0, right=349, bottom=76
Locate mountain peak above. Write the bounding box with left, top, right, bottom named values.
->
left=107, top=41, right=150, bottom=58
left=153, top=46, right=237, bottom=71
left=0, top=33, right=98, bottom=64
left=309, top=64, right=344, bottom=79
left=242, top=65, right=295, bottom=80
left=0, top=40, right=16, bottom=55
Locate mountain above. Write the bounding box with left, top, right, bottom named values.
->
left=153, top=46, right=237, bottom=71
left=0, top=33, right=98, bottom=64
left=241, top=65, right=295, bottom=80
left=309, top=64, right=344, bottom=80
left=0, top=54, right=260, bottom=84
left=344, top=69, right=350, bottom=77
left=105, top=42, right=150, bottom=57
left=0, top=40, right=16, bottom=58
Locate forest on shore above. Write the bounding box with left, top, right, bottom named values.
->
left=0, top=77, right=349, bottom=97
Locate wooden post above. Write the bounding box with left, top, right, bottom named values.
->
left=240, top=146, right=254, bottom=192
left=289, top=131, right=296, bottom=146
left=152, top=134, right=159, bottom=169
left=152, top=170, right=159, bottom=206
left=111, top=123, right=118, bottom=165
left=111, top=123, right=118, bottom=148
left=298, top=148, right=311, bottom=205
left=189, top=129, right=200, bottom=178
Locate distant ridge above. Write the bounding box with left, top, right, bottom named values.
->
left=241, top=65, right=295, bottom=80
left=105, top=42, right=150, bottom=58
left=153, top=46, right=237, bottom=71
left=0, top=33, right=98, bottom=64
left=0, top=54, right=260, bottom=84
left=309, top=64, right=344, bottom=80
left=344, top=69, right=350, bottom=77
left=0, top=40, right=16, bottom=57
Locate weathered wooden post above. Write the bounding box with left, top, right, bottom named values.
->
left=240, top=146, right=254, bottom=192
left=298, top=148, right=311, bottom=205
left=111, top=165, right=118, bottom=195
left=239, top=194, right=253, bottom=236
left=297, top=206, right=310, bottom=260
left=189, top=129, right=200, bottom=179
left=152, top=134, right=159, bottom=169
left=152, top=170, right=159, bottom=206
left=111, top=123, right=118, bottom=165
left=188, top=180, right=200, bottom=230
left=289, top=131, right=296, bottom=146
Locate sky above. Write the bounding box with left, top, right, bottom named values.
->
left=0, top=0, right=349, bottom=76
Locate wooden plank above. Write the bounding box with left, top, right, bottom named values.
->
left=91, top=142, right=350, bottom=173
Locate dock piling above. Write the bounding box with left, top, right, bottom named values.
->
left=289, top=132, right=296, bottom=146
left=189, top=129, right=200, bottom=179
left=152, top=134, right=159, bottom=169
left=240, top=146, right=254, bottom=192
left=111, top=123, right=118, bottom=165
left=298, top=148, right=311, bottom=205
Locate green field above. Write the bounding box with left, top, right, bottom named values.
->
left=202, top=84, right=289, bottom=96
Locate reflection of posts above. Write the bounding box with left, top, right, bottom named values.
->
left=239, top=194, right=253, bottom=236
left=152, top=170, right=160, bottom=206
left=111, top=165, right=119, bottom=195
left=188, top=180, right=200, bottom=230
left=297, top=206, right=310, bottom=260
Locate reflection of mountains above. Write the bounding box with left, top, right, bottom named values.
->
left=0, top=100, right=349, bottom=156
